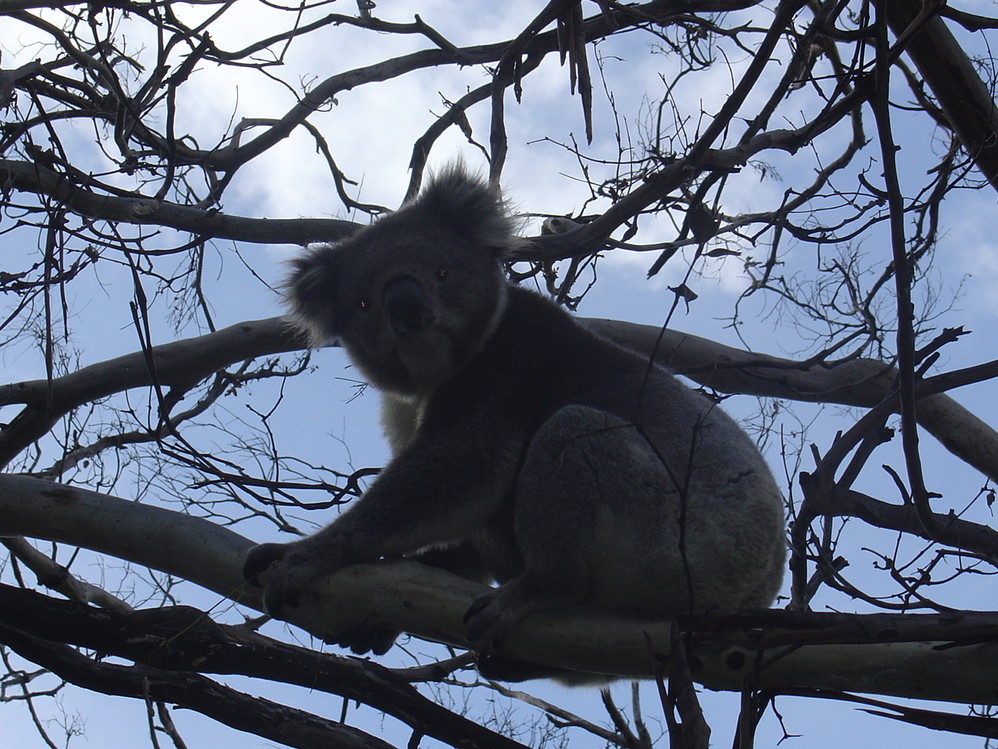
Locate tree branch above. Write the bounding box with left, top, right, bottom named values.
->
left=0, top=621, right=397, bottom=749
left=0, top=159, right=359, bottom=244
left=584, top=319, right=998, bottom=482
left=887, top=0, right=998, bottom=191
left=2, top=474, right=998, bottom=704
left=0, top=317, right=304, bottom=467
left=3, top=315, right=995, bottom=480
left=0, top=584, right=531, bottom=749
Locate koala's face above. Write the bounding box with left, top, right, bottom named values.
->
left=287, top=167, right=515, bottom=394
left=288, top=221, right=507, bottom=395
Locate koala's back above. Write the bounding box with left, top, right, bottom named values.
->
left=418, top=285, right=786, bottom=616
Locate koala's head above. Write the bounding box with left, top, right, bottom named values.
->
left=286, top=165, right=517, bottom=395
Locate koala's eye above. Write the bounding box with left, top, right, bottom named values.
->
left=435, top=268, right=448, bottom=280
left=358, top=299, right=371, bottom=312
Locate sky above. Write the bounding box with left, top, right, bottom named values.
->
left=2, top=1, right=998, bottom=747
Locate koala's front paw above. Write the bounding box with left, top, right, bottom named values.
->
left=243, top=543, right=288, bottom=586
left=464, top=589, right=515, bottom=649
left=242, top=542, right=328, bottom=618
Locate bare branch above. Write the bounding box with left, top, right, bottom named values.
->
left=0, top=621, right=398, bottom=749
left=887, top=0, right=998, bottom=191
left=3, top=476, right=998, bottom=704
left=0, top=159, right=359, bottom=244
left=0, top=583, right=530, bottom=749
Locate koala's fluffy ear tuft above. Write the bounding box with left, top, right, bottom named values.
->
left=284, top=246, right=339, bottom=343
left=409, top=164, right=518, bottom=255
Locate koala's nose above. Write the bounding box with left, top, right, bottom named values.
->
left=382, top=276, right=431, bottom=334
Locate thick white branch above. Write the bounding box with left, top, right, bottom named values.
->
left=2, top=474, right=996, bottom=704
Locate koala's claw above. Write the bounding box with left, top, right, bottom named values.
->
left=243, top=542, right=324, bottom=618
left=242, top=542, right=288, bottom=587
left=464, top=590, right=510, bottom=649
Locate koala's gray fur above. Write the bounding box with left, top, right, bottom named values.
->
left=243, top=165, right=786, bottom=672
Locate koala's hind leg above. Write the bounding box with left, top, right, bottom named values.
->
left=465, top=405, right=665, bottom=648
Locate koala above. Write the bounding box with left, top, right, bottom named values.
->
left=243, top=165, right=786, bottom=671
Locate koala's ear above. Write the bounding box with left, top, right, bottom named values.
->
left=284, top=245, right=340, bottom=342
left=410, top=164, right=518, bottom=255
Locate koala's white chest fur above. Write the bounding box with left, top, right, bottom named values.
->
left=379, top=392, right=425, bottom=455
